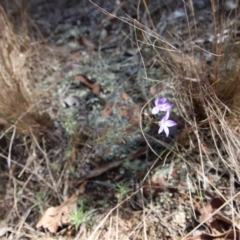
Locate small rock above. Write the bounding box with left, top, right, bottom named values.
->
left=63, top=95, right=81, bottom=108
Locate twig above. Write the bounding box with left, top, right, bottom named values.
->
left=74, top=147, right=147, bottom=191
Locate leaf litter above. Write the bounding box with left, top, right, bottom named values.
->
left=36, top=194, right=78, bottom=233
left=1, top=0, right=240, bottom=239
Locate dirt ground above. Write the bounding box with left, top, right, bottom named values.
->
left=0, top=0, right=240, bottom=239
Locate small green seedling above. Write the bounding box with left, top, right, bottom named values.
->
left=69, top=207, right=88, bottom=230
left=115, top=183, right=131, bottom=202
left=69, top=197, right=94, bottom=230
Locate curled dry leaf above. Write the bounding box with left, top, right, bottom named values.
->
left=78, top=36, right=95, bottom=51
left=102, top=101, right=140, bottom=124
left=75, top=75, right=100, bottom=95
left=191, top=197, right=240, bottom=240
left=150, top=86, right=157, bottom=95
left=36, top=194, right=78, bottom=233
left=199, top=198, right=224, bottom=224
left=120, top=92, right=129, bottom=101
left=184, top=229, right=240, bottom=240
left=120, top=106, right=140, bottom=124
left=101, top=103, right=113, bottom=117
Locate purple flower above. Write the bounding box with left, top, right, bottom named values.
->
left=158, top=111, right=177, bottom=137
left=152, top=98, right=173, bottom=114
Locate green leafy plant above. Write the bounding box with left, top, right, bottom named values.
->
left=97, top=199, right=107, bottom=207
left=69, top=208, right=89, bottom=230
left=69, top=197, right=94, bottom=230
left=77, top=197, right=91, bottom=211
left=123, top=160, right=141, bottom=172
left=69, top=165, right=75, bottom=174
left=115, top=183, right=131, bottom=202
left=50, top=162, right=60, bottom=171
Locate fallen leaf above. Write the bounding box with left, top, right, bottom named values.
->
left=184, top=229, right=240, bottom=240
left=75, top=75, right=100, bottom=95
left=131, top=105, right=140, bottom=123
left=199, top=201, right=214, bottom=224
left=78, top=36, right=95, bottom=50
left=102, top=103, right=113, bottom=117
left=36, top=194, right=78, bottom=233
left=120, top=109, right=128, bottom=118
left=215, top=212, right=240, bottom=230
left=121, top=92, right=129, bottom=101
left=77, top=181, right=88, bottom=195
left=150, top=86, right=157, bottom=95
left=101, top=103, right=113, bottom=117
left=199, top=198, right=224, bottom=224
left=36, top=207, right=59, bottom=233
left=193, top=197, right=239, bottom=240
left=102, top=103, right=127, bottom=118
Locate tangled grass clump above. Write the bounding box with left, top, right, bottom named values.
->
left=0, top=6, right=54, bottom=168
left=134, top=3, right=240, bottom=183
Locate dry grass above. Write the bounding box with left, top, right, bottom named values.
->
left=79, top=0, right=240, bottom=238
left=165, top=5, right=240, bottom=179
left=0, top=6, right=53, bottom=142
left=134, top=0, right=240, bottom=238
left=0, top=5, right=61, bottom=238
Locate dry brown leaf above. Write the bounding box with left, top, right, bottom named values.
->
left=150, top=86, right=157, bottom=95
left=36, top=194, right=78, bottom=233
left=217, top=213, right=240, bottom=230
left=131, top=105, right=140, bottom=123
left=199, top=198, right=224, bottom=224
left=78, top=36, right=95, bottom=50
left=199, top=201, right=214, bottom=224
left=75, top=75, right=100, bottom=95
left=36, top=207, right=59, bottom=233
left=184, top=229, right=240, bottom=240
left=121, top=92, right=129, bottom=101
left=77, top=181, right=88, bottom=195
left=120, top=109, right=128, bottom=118
left=101, top=103, right=113, bottom=117
left=194, top=198, right=239, bottom=240
left=119, top=106, right=140, bottom=124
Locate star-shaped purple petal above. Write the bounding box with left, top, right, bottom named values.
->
left=158, top=111, right=177, bottom=137
left=152, top=98, right=173, bottom=114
